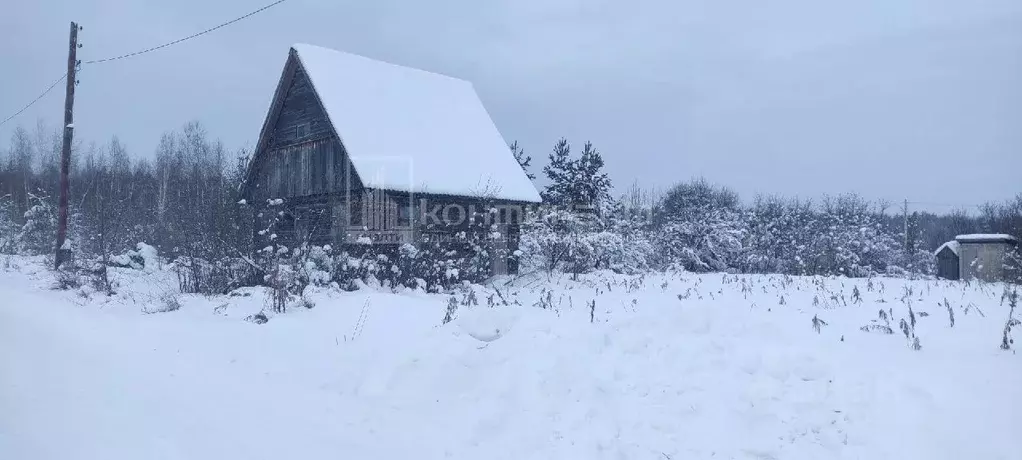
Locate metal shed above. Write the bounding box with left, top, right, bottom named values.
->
left=936, top=234, right=1019, bottom=282
left=934, top=240, right=960, bottom=280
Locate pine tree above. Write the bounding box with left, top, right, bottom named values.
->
left=573, top=141, right=613, bottom=214
left=510, top=141, right=535, bottom=180
left=541, top=138, right=573, bottom=205
left=541, top=138, right=613, bottom=214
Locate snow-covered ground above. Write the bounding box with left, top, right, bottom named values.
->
left=1, top=255, right=1020, bottom=460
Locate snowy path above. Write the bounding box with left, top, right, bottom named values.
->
left=2, top=264, right=1021, bottom=459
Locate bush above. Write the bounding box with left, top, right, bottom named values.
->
left=17, top=192, right=57, bottom=256
left=174, top=256, right=255, bottom=295
left=53, top=266, right=84, bottom=290
left=143, top=293, right=182, bottom=314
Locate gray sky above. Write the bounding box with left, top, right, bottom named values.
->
left=2, top=0, right=1020, bottom=213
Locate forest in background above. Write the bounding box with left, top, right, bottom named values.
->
left=1, top=120, right=1020, bottom=295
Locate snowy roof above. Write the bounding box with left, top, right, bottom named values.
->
left=954, top=234, right=1018, bottom=244
left=934, top=240, right=959, bottom=257
left=291, top=44, right=541, bottom=203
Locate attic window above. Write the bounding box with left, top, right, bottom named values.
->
left=295, top=123, right=308, bottom=139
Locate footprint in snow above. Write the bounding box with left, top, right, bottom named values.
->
left=456, top=307, right=520, bottom=343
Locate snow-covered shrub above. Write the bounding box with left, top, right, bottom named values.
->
left=252, top=198, right=302, bottom=309
left=53, top=265, right=85, bottom=290
left=899, top=248, right=936, bottom=278
left=520, top=199, right=653, bottom=276
left=143, top=293, right=182, bottom=314
left=741, top=197, right=815, bottom=274
left=401, top=233, right=465, bottom=290
left=592, top=202, right=655, bottom=274
left=654, top=178, right=741, bottom=225
left=17, top=192, right=56, bottom=256
left=797, top=195, right=902, bottom=277
left=393, top=242, right=420, bottom=288
left=110, top=242, right=161, bottom=272
left=173, top=253, right=254, bottom=296
left=332, top=243, right=392, bottom=290
left=295, top=244, right=335, bottom=288
left=0, top=194, right=17, bottom=254
left=524, top=137, right=626, bottom=276
left=652, top=207, right=747, bottom=272
left=245, top=311, right=269, bottom=324
left=519, top=207, right=599, bottom=276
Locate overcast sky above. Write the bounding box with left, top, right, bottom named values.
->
left=2, top=0, right=1020, bottom=213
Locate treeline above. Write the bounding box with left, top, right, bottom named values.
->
left=0, top=121, right=251, bottom=267
left=1, top=120, right=1020, bottom=288
left=515, top=140, right=1022, bottom=278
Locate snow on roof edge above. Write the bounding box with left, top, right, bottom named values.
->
left=291, top=43, right=471, bottom=86
left=934, top=240, right=960, bottom=257
left=955, top=233, right=1018, bottom=243
left=289, top=43, right=542, bottom=203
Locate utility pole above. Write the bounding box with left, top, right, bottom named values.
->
left=55, top=21, right=80, bottom=269
left=902, top=199, right=909, bottom=252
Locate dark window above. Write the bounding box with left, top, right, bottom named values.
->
left=295, top=123, right=307, bottom=139
left=349, top=195, right=362, bottom=226
left=279, top=212, right=296, bottom=243
left=397, top=199, right=413, bottom=227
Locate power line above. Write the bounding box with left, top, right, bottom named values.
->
left=83, top=0, right=289, bottom=64
left=907, top=201, right=986, bottom=209
left=0, top=72, right=68, bottom=129
left=1, top=0, right=288, bottom=128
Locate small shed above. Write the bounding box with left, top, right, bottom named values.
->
left=934, top=240, right=960, bottom=280
left=936, top=234, right=1019, bottom=282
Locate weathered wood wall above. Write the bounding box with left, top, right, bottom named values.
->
left=244, top=56, right=529, bottom=274
left=268, top=65, right=333, bottom=149
left=250, top=64, right=357, bottom=204
left=936, top=248, right=959, bottom=280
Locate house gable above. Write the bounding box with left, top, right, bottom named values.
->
left=244, top=45, right=542, bottom=206
left=291, top=44, right=542, bottom=203
left=243, top=51, right=362, bottom=203
left=267, top=64, right=334, bottom=149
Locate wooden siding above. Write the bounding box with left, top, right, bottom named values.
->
left=254, top=138, right=347, bottom=202
left=243, top=51, right=529, bottom=274
left=249, top=64, right=360, bottom=203
left=269, top=65, right=333, bottom=149
left=936, top=247, right=959, bottom=280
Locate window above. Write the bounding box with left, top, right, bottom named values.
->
left=295, top=123, right=307, bottom=139
left=397, top=198, right=413, bottom=228
left=348, top=195, right=362, bottom=226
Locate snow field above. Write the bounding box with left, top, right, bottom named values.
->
left=1, top=256, right=1020, bottom=459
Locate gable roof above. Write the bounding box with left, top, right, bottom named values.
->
left=934, top=240, right=960, bottom=257
left=250, top=43, right=539, bottom=203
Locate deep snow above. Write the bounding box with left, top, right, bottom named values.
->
left=1, top=256, right=1020, bottom=460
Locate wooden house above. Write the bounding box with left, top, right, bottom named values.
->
left=239, top=44, right=541, bottom=275
left=934, top=234, right=1019, bottom=282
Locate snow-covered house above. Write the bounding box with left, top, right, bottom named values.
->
left=240, top=44, right=541, bottom=275
left=934, top=234, right=1018, bottom=281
